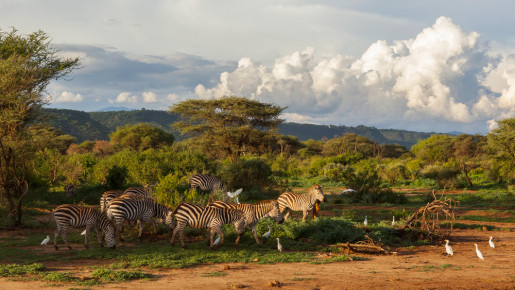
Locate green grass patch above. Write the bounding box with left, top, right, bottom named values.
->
left=90, top=267, right=152, bottom=282
left=290, top=277, right=318, bottom=281
left=201, top=272, right=228, bottom=277
left=42, top=272, right=77, bottom=282
left=310, top=255, right=364, bottom=264
left=440, top=222, right=497, bottom=231
left=0, top=263, right=46, bottom=277
left=458, top=215, right=515, bottom=223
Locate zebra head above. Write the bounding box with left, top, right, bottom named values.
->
left=310, top=184, right=325, bottom=203
left=165, top=211, right=176, bottom=230
left=268, top=200, right=284, bottom=224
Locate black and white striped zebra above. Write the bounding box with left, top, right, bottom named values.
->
left=64, top=183, right=76, bottom=197
left=277, top=184, right=325, bottom=221
left=52, top=204, right=116, bottom=250
left=169, top=202, right=245, bottom=249
left=106, top=197, right=173, bottom=241
left=209, top=200, right=284, bottom=245
left=122, top=185, right=153, bottom=199
left=189, top=174, right=226, bottom=192
left=100, top=190, right=123, bottom=213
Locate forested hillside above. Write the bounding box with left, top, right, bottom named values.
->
left=43, top=108, right=433, bottom=147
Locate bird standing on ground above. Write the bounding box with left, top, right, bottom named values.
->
left=213, top=234, right=221, bottom=246
left=444, top=240, right=453, bottom=256
left=489, top=236, right=495, bottom=248
left=364, top=215, right=368, bottom=227
left=41, top=235, right=50, bottom=246
left=392, top=216, right=396, bottom=226
left=262, top=226, right=271, bottom=239
left=81, top=229, right=87, bottom=235
left=276, top=238, right=283, bottom=252
left=475, top=243, right=484, bottom=260
left=235, top=197, right=240, bottom=204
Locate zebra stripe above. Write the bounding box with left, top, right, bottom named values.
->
left=210, top=200, right=284, bottom=245
left=100, top=190, right=123, bottom=213
left=169, top=202, right=245, bottom=249
left=106, top=198, right=173, bottom=241
left=53, top=204, right=116, bottom=250
left=122, top=186, right=153, bottom=199
left=189, top=174, right=226, bottom=192
left=277, top=184, right=325, bottom=221
left=64, top=183, right=76, bottom=197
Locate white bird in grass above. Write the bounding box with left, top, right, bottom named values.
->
left=227, top=188, right=243, bottom=199
left=213, top=235, right=221, bottom=246
left=444, top=240, right=453, bottom=256
left=489, top=236, right=495, bottom=248
left=235, top=197, right=240, bottom=204
left=340, top=189, right=356, bottom=194
left=392, top=216, right=396, bottom=226
left=475, top=243, right=484, bottom=260
left=81, top=229, right=87, bottom=235
left=262, top=226, right=271, bottom=239
left=364, top=215, right=368, bottom=227
left=41, top=235, right=50, bottom=246
left=276, top=238, right=283, bottom=252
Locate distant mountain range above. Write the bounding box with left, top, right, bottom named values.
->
left=42, top=108, right=437, bottom=148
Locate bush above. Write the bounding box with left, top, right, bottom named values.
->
left=105, top=165, right=128, bottom=190
left=420, top=164, right=461, bottom=188
left=153, top=173, right=182, bottom=208
left=341, top=167, right=406, bottom=204
left=218, top=158, right=272, bottom=190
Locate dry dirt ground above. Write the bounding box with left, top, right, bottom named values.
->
left=1, top=226, right=513, bottom=289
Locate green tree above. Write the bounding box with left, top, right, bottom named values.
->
left=0, top=28, right=79, bottom=225
left=110, top=123, right=174, bottom=151
left=410, top=134, right=453, bottom=165
left=170, top=96, right=286, bottom=162
left=322, top=133, right=379, bottom=157
left=487, top=118, right=515, bottom=183
left=451, top=134, right=486, bottom=187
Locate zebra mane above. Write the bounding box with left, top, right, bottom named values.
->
left=308, top=184, right=322, bottom=193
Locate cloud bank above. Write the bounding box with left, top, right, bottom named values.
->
left=195, top=17, right=514, bottom=133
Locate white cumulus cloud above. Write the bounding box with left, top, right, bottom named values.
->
left=110, top=92, right=138, bottom=104
left=194, top=16, right=515, bottom=132
left=142, top=91, right=158, bottom=103
left=53, top=91, right=83, bottom=103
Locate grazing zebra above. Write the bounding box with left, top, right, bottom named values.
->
left=169, top=202, right=245, bottom=249
left=64, top=183, right=76, bottom=197
left=100, top=190, right=123, bottom=213
left=189, top=174, right=226, bottom=192
left=52, top=204, right=116, bottom=250
left=122, top=186, right=153, bottom=199
left=210, top=200, right=284, bottom=245
left=106, top=197, right=174, bottom=241
left=277, top=184, right=325, bottom=221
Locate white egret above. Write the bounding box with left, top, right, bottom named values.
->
left=444, top=240, right=453, bottom=256
left=392, top=216, right=396, bottom=226
left=213, top=235, right=221, bottom=246
left=81, top=229, right=87, bottom=235
left=475, top=244, right=484, bottom=260
left=235, top=197, right=240, bottom=204
left=227, top=188, right=243, bottom=199
left=340, top=189, right=356, bottom=194
left=262, top=226, right=271, bottom=239
left=489, top=236, right=495, bottom=248
left=41, top=235, right=50, bottom=246
left=364, top=215, right=368, bottom=227
left=276, top=238, right=283, bottom=252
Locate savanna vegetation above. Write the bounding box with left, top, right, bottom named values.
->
left=1, top=28, right=514, bottom=288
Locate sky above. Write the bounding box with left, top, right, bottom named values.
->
left=2, top=0, right=515, bottom=134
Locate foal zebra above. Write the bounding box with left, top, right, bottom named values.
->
left=169, top=202, right=245, bottom=249
left=52, top=204, right=116, bottom=250
left=106, top=198, right=173, bottom=241
left=277, top=184, right=325, bottom=221
left=210, top=200, right=284, bottom=245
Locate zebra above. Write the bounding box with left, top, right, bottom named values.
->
left=209, top=200, right=284, bottom=245
left=169, top=202, right=245, bottom=249
left=106, top=197, right=174, bottom=241
left=52, top=204, right=116, bottom=250
left=122, top=186, right=153, bottom=199
left=277, top=184, right=325, bottom=221
left=64, top=183, right=76, bottom=197
left=100, top=190, right=124, bottom=214
left=189, top=174, right=226, bottom=204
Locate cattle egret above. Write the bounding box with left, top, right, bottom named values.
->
left=340, top=189, right=356, bottom=194
left=444, top=240, right=453, bottom=256
left=227, top=188, right=243, bottom=198
left=262, top=226, right=271, bottom=238
left=41, top=235, right=50, bottom=246
left=213, top=235, right=221, bottom=246
left=475, top=244, right=484, bottom=260
left=489, top=236, right=495, bottom=248
left=392, top=216, right=396, bottom=226
left=235, top=197, right=240, bottom=204
left=81, top=229, right=87, bottom=235
left=276, top=238, right=283, bottom=252
left=364, top=215, right=368, bottom=227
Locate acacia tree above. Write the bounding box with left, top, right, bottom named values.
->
left=109, top=123, right=174, bottom=151
left=487, top=118, right=515, bottom=183
left=451, top=134, right=486, bottom=187
left=170, top=96, right=286, bottom=162
left=0, top=29, right=79, bottom=225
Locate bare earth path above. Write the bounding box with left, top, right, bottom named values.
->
left=1, top=227, right=514, bottom=289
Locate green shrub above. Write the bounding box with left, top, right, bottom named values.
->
left=0, top=263, right=46, bottom=277
left=341, top=167, right=406, bottom=204
left=91, top=267, right=152, bottom=282
left=153, top=173, right=182, bottom=208
left=105, top=165, right=128, bottom=190
left=219, top=158, right=272, bottom=190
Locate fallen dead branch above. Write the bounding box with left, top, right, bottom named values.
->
left=335, top=242, right=397, bottom=255
left=400, top=189, right=458, bottom=236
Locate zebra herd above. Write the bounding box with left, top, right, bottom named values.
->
left=51, top=174, right=326, bottom=251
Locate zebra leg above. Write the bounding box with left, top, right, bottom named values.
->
left=137, top=219, right=146, bottom=240
left=93, top=226, right=103, bottom=247
left=302, top=209, right=309, bottom=222
left=54, top=225, right=61, bottom=250
left=60, top=225, right=72, bottom=250
left=206, top=228, right=212, bottom=246
left=83, top=226, right=90, bottom=249
left=250, top=225, right=261, bottom=245
left=211, top=227, right=224, bottom=250
left=115, top=219, right=125, bottom=242
left=283, top=208, right=291, bottom=220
